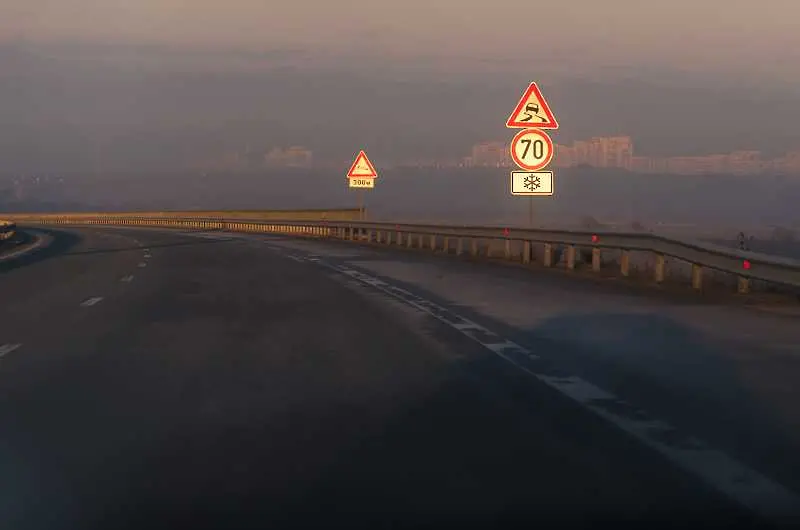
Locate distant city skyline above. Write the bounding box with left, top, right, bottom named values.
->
left=183, top=137, right=800, bottom=177
left=464, top=136, right=800, bottom=176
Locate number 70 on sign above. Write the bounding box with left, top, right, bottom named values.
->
left=510, top=128, right=554, bottom=171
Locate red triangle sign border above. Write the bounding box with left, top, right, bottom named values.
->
left=347, top=150, right=378, bottom=178
left=506, top=82, right=559, bottom=130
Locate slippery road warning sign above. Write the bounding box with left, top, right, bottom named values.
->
left=506, top=82, right=558, bottom=129
left=346, top=150, right=378, bottom=178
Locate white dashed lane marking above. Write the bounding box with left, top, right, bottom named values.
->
left=121, top=275, right=134, bottom=283
left=307, top=258, right=800, bottom=525
left=0, top=343, right=21, bottom=359
left=143, top=254, right=152, bottom=259
left=80, top=297, right=104, bottom=307
left=138, top=262, right=147, bottom=268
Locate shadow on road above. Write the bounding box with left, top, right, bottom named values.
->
left=515, top=311, right=800, bottom=499
left=0, top=228, right=81, bottom=274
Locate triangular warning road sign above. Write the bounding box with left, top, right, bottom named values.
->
left=506, top=82, right=558, bottom=129
left=347, top=150, right=378, bottom=178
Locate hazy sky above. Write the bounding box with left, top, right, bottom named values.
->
left=2, top=1, right=800, bottom=172
left=4, top=0, right=799, bottom=80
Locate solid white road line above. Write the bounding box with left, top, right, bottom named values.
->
left=80, top=297, right=104, bottom=307
left=0, top=343, right=21, bottom=359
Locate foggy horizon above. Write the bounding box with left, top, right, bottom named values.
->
left=1, top=0, right=799, bottom=232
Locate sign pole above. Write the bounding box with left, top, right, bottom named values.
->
left=528, top=197, right=534, bottom=227
left=505, top=82, right=559, bottom=227
left=346, top=150, right=377, bottom=222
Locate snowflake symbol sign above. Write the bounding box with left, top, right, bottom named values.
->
left=523, top=175, right=541, bottom=191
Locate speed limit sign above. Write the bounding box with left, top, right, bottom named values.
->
left=510, top=128, right=553, bottom=171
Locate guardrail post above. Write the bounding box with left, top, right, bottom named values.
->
left=430, top=234, right=436, bottom=251
left=738, top=276, right=750, bottom=294
left=566, top=245, right=576, bottom=270
left=654, top=253, right=666, bottom=283
left=592, top=248, right=601, bottom=272
left=396, top=231, right=402, bottom=245
left=376, top=230, right=382, bottom=244
left=691, top=264, right=703, bottom=290
left=522, top=241, right=531, bottom=264
left=386, top=231, right=392, bottom=244
left=456, top=238, right=463, bottom=256
left=470, top=239, right=478, bottom=257
left=407, top=233, right=414, bottom=248
left=620, top=250, right=630, bottom=277
left=504, top=239, right=511, bottom=260
left=444, top=237, right=450, bottom=253
left=543, top=243, right=553, bottom=267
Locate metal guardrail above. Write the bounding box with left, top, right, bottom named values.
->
left=10, top=213, right=800, bottom=295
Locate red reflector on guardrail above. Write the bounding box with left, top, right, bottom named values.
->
left=503, top=228, right=509, bottom=237
left=743, top=260, right=751, bottom=270
left=591, top=234, right=599, bottom=243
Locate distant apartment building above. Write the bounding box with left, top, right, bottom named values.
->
left=264, top=146, right=313, bottom=168
left=773, top=150, right=800, bottom=174
left=467, top=141, right=513, bottom=167
left=554, top=136, right=633, bottom=169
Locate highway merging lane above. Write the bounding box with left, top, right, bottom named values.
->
left=1, top=226, right=799, bottom=529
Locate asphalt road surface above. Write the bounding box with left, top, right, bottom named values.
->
left=1, top=226, right=799, bottom=530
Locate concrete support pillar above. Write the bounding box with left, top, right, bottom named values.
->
left=738, top=276, right=750, bottom=294
left=543, top=243, right=553, bottom=267
left=620, top=251, right=630, bottom=277
left=522, top=241, right=531, bottom=264
left=592, top=248, right=601, bottom=272
left=691, top=264, right=703, bottom=290
left=566, top=245, right=576, bottom=270
left=655, top=253, right=666, bottom=283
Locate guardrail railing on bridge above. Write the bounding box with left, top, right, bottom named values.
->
left=7, top=213, right=800, bottom=296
